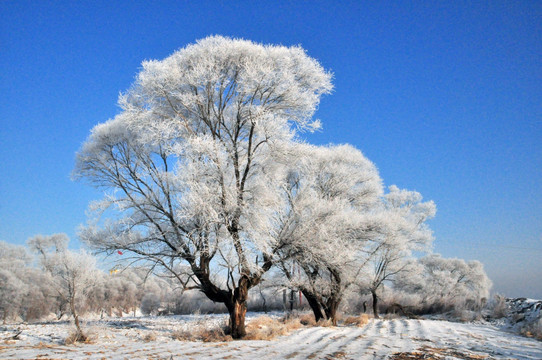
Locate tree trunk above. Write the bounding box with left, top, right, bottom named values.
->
left=259, top=286, right=268, bottom=314
left=324, top=298, right=340, bottom=326
left=225, top=277, right=250, bottom=339
left=302, top=290, right=325, bottom=322
left=228, top=299, right=247, bottom=339
left=69, top=297, right=86, bottom=341
left=371, top=290, right=379, bottom=319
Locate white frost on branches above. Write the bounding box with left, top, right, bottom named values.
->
left=74, top=36, right=332, bottom=338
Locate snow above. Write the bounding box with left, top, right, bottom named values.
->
left=1, top=314, right=541, bottom=359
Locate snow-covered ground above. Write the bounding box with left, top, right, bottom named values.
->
left=1, top=314, right=541, bottom=359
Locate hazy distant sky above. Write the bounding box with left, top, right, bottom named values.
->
left=1, top=1, right=540, bottom=298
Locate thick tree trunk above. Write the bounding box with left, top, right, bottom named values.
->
left=190, top=249, right=273, bottom=339
left=228, top=299, right=247, bottom=339
left=324, top=298, right=340, bottom=326
left=225, top=277, right=250, bottom=339
left=302, top=290, right=325, bottom=322
left=371, top=290, right=379, bottom=319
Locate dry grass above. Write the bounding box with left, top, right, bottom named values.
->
left=342, top=314, right=370, bottom=327
left=298, top=313, right=317, bottom=326
left=172, top=313, right=358, bottom=342
left=316, top=318, right=334, bottom=327
left=244, top=315, right=303, bottom=340
left=142, top=332, right=157, bottom=342
left=172, top=323, right=232, bottom=343
left=325, top=351, right=348, bottom=359
left=490, top=294, right=508, bottom=319
left=64, top=330, right=93, bottom=345
left=521, top=318, right=542, bottom=340
left=391, top=346, right=489, bottom=360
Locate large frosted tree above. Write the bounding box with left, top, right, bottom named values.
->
left=274, top=144, right=383, bottom=324
left=74, top=36, right=332, bottom=338
left=395, top=254, right=492, bottom=312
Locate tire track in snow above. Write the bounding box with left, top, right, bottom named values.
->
left=262, top=326, right=367, bottom=359
left=389, top=318, right=397, bottom=334
left=293, top=328, right=342, bottom=358
left=352, top=319, right=392, bottom=358
left=317, top=327, right=366, bottom=359
left=397, top=318, right=410, bottom=339
left=239, top=326, right=335, bottom=359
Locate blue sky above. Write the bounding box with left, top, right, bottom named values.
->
left=1, top=0, right=541, bottom=298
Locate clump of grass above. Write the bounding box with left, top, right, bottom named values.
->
left=343, top=314, right=370, bottom=327
left=298, top=313, right=317, bottom=326
left=521, top=318, right=542, bottom=340
left=142, top=332, right=157, bottom=342
left=64, top=330, right=92, bottom=345
left=244, top=315, right=303, bottom=340
left=172, top=321, right=232, bottom=343
left=315, top=318, right=334, bottom=327
left=489, top=294, right=508, bottom=319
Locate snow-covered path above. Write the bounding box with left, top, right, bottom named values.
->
left=1, top=317, right=541, bottom=359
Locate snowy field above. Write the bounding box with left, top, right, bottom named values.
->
left=1, top=313, right=541, bottom=360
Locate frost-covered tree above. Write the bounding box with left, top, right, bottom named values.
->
left=28, top=234, right=98, bottom=341
left=0, top=242, right=31, bottom=323
left=396, top=254, right=492, bottom=312
left=274, top=144, right=383, bottom=324
left=91, top=267, right=160, bottom=318
left=74, top=36, right=332, bottom=338
left=140, top=293, right=161, bottom=315
left=0, top=241, right=54, bottom=323
left=361, top=186, right=436, bottom=318
left=0, top=269, right=25, bottom=324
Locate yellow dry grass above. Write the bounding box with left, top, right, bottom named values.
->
left=298, top=313, right=317, bottom=326
left=342, top=314, right=370, bottom=327
left=244, top=315, right=303, bottom=340
left=172, top=325, right=232, bottom=343
left=316, top=318, right=334, bottom=327
left=64, top=330, right=93, bottom=345
left=142, top=332, right=157, bottom=342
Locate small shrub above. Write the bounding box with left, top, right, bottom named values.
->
left=521, top=318, right=542, bottom=340
left=316, top=318, right=333, bottom=327
left=199, top=327, right=232, bottom=342
left=244, top=315, right=303, bottom=340
left=298, top=313, right=316, bottom=326
left=172, top=321, right=232, bottom=342
left=64, top=330, right=91, bottom=345
left=142, top=332, right=157, bottom=342
left=343, top=314, right=370, bottom=327
left=171, top=329, right=194, bottom=341
left=490, top=294, right=508, bottom=319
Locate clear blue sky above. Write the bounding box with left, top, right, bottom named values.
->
left=1, top=0, right=540, bottom=298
